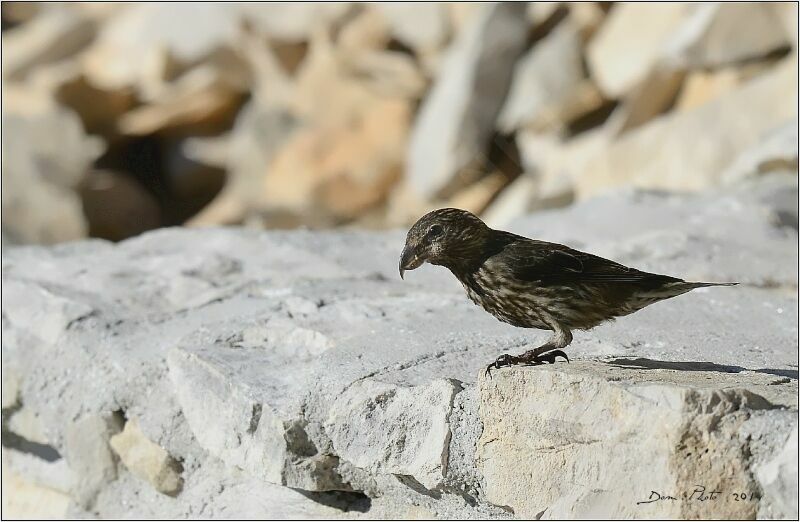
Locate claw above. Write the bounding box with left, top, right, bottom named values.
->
left=531, top=349, right=570, bottom=364
left=536, top=352, right=556, bottom=364
left=548, top=349, right=570, bottom=363
left=484, top=353, right=516, bottom=379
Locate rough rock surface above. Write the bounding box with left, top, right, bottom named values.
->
left=406, top=2, right=528, bottom=200
left=576, top=58, right=797, bottom=198
left=2, top=179, right=797, bottom=518
left=478, top=361, right=795, bottom=519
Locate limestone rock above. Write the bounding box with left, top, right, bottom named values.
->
left=336, top=6, right=391, bottom=55
left=241, top=3, right=351, bottom=42
left=665, top=2, right=791, bottom=69
left=481, top=175, right=538, bottom=230
left=187, top=101, right=297, bottom=227
left=1, top=279, right=95, bottom=345
left=53, top=73, right=137, bottom=136
left=2, top=463, right=71, bottom=520
left=589, top=2, right=789, bottom=99
left=2, top=178, right=796, bottom=518
left=674, top=67, right=743, bottom=112
left=80, top=3, right=242, bottom=92
left=587, top=3, right=692, bottom=98
left=374, top=3, right=451, bottom=54
left=406, top=2, right=528, bottom=200
left=773, top=2, right=799, bottom=48
left=117, top=66, right=245, bottom=137
left=341, top=50, right=427, bottom=99
left=605, top=67, right=686, bottom=135
left=497, top=21, right=589, bottom=133
left=575, top=58, right=797, bottom=198
left=477, top=361, right=797, bottom=519
left=261, top=98, right=410, bottom=224
left=2, top=448, right=74, bottom=504
left=6, top=407, right=48, bottom=446
left=445, top=172, right=508, bottom=217
left=109, top=419, right=183, bottom=496
left=722, top=119, right=798, bottom=184
left=2, top=6, right=96, bottom=80
left=65, top=414, right=123, bottom=507
left=326, top=379, right=458, bottom=490
left=1, top=90, right=104, bottom=244
left=566, top=2, right=607, bottom=42
left=166, top=344, right=344, bottom=491
left=2, top=369, right=20, bottom=409
left=289, top=30, right=384, bottom=126
left=757, top=427, right=799, bottom=519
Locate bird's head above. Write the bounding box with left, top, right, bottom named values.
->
left=399, top=208, right=491, bottom=279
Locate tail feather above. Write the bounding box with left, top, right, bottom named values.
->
left=683, top=281, right=739, bottom=289
left=659, top=280, right=739, bottom=298
left=644, top=280, right=739, bottom=299
left=618, top=280, right=738, bottom=317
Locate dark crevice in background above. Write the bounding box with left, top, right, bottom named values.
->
left=386, top=38, right=416, bottom=58
left=526, top=4, right=570, bottom=48
left=565, top=99, right=619, bottom=137
left=83, top=135, right=227, bottom=242
left=486, top=132, right=524, bottom=183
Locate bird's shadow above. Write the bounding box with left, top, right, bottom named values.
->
left=604, top=357, right=798, bottom=380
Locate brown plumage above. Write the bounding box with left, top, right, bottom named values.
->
left=398, top=208, right=737, bottom=376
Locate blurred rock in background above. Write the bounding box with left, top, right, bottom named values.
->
left=2, top=2, right=798, bottom=244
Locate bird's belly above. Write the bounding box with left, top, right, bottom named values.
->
left=461, top=278, right=617, bottom=330
left=461, top=281, right=553, bottom=330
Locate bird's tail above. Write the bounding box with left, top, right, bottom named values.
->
left=620, top=280, right=738, bottom=317
left=684, top=281, right=739, bottom=289
left=659, top=280, right=739, bottom=298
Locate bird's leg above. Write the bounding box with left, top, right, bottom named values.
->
left=484, top=322, right=572, bottom=378
left=517, top=324, right=572, bottom=365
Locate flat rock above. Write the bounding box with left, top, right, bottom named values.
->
left=477, top=361, right=797, bottom=519
left=2, top=179, right=796, bottom=517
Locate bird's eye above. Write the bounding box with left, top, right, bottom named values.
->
left=427, top=224, right=444, bottom=239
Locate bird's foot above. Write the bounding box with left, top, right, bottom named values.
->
left=484, top=353, right=520, bottom=379
left=485, top=350, right=570, bottom=378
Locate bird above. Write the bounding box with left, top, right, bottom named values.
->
left=398, top=208, right=737, bottom=377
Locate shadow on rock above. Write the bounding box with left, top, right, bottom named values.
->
left=605, top=357, right=798, bottom=380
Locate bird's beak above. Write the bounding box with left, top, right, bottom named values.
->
left=399, top=245, right=425, bottom=280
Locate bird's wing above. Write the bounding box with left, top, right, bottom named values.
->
left=496, top=237, right=680, bottom=286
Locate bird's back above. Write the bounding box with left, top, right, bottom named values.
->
left=455, top=230, right=712, bottom=330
